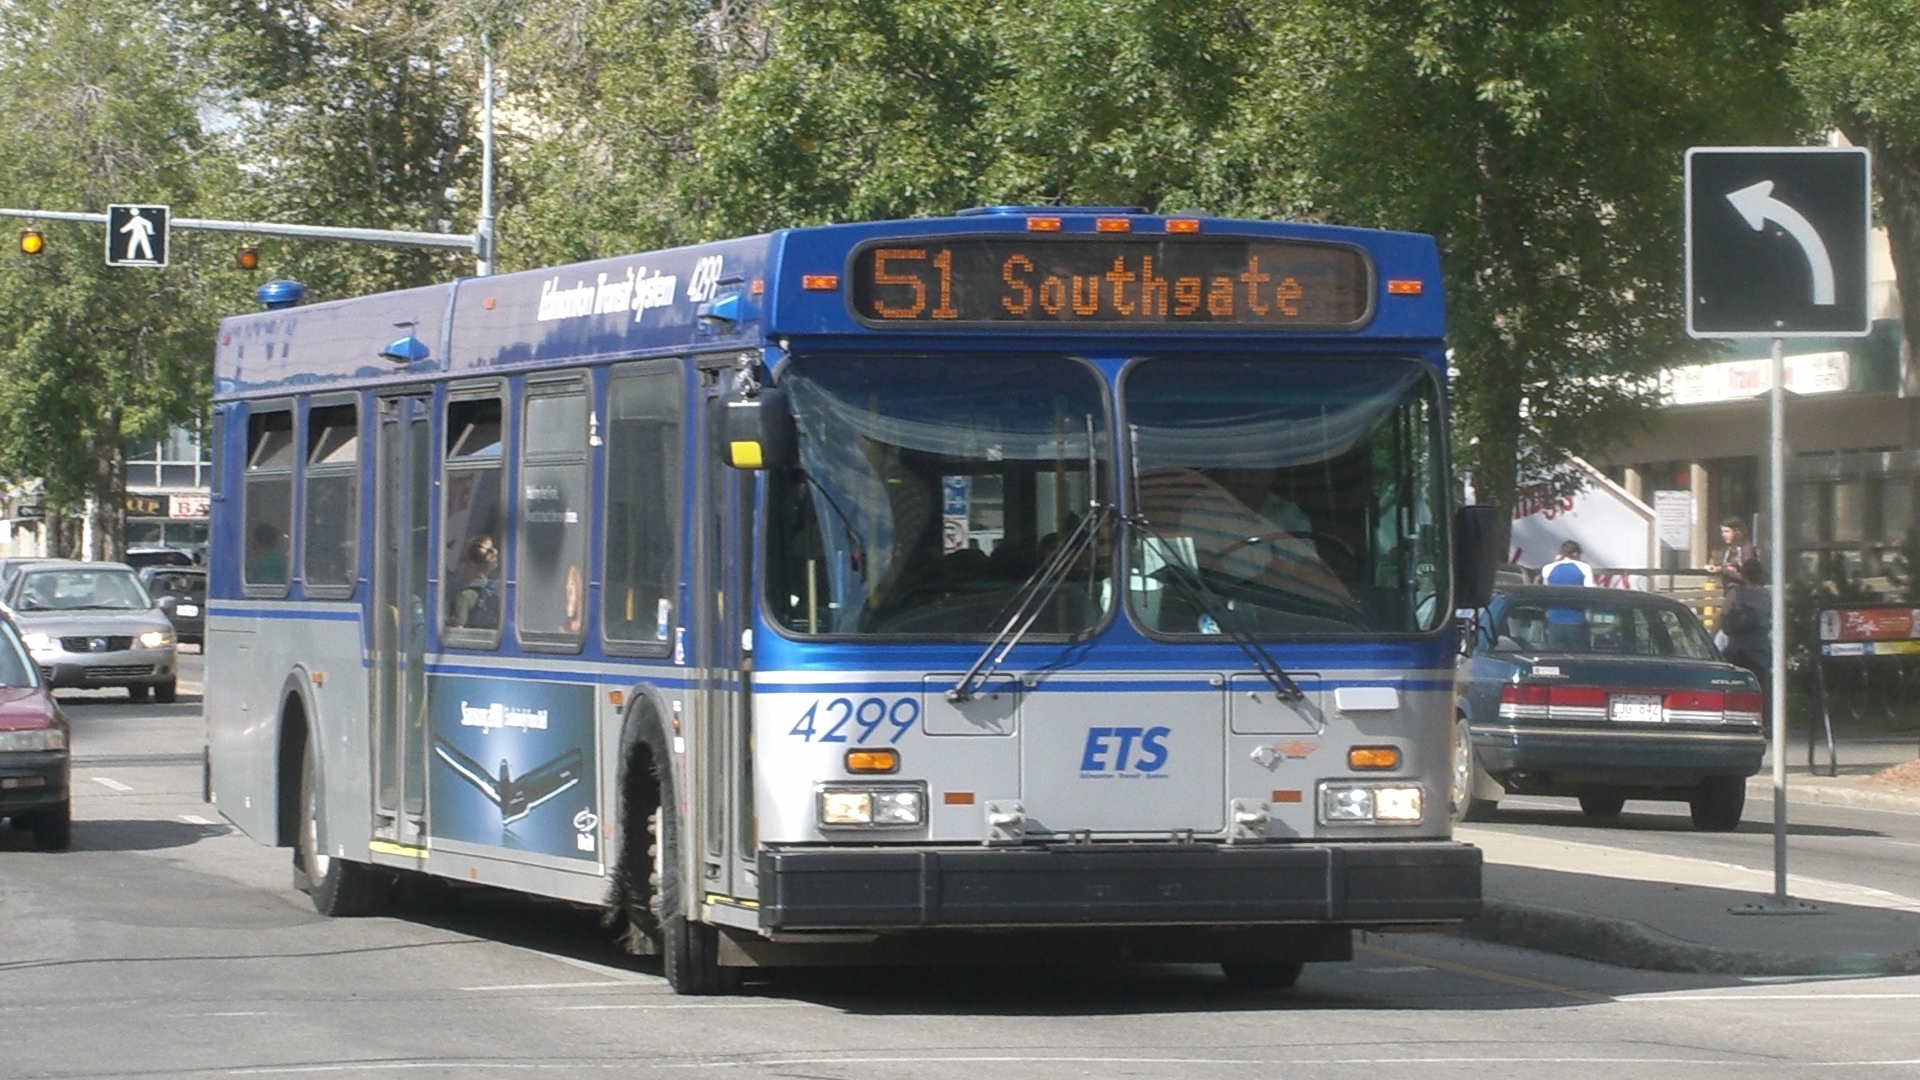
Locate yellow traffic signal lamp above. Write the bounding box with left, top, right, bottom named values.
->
left=235, top=245, right=259, bottom=271
left=18, top=228, right=44, bottom=255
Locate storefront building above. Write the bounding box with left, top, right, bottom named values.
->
left=1595, top=231, right=1918, bottom=594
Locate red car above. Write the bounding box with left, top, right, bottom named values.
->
left=0, top=617, right=69, bottom=850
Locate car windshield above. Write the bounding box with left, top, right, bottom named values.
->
left=1124, top=356, right=1448, bottom=635
left=14, top=569, right=151, bottom=612
left=0, top=622, right=35, bottom=686
left=1492, top=597, right=1718, bottom=658
left=766, top=354, right=1112, bottom=636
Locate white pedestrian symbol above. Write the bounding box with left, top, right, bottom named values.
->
left=119, top=211, right=156, bottom=262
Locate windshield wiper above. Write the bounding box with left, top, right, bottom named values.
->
left=1124, top=424, right=1308, bottom=704
left=949, top=416, right=1105, bottom=703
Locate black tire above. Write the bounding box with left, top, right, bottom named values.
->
left=126, top=683, right=150, bottom=703
left=1578, top=792, right=1626, bottom=819
left=153, top=679, right=177, bottom=704
left=1690, top=776, right=1746, bottom=832
left=649, top=769, right=739, bottom=995
left=296, top=741, right=389, bottom=916
left=1450, top=717, right=1499, bottom=823
left=1221, top=961, right=1304, bottom=990
left=29, top=800, right=70, bottom=851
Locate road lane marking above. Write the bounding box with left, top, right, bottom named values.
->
left=548, top=1002, right=809, bottom=1011
left=1356, top=942, right=1607, bottom=1002
left=459, top=981, right=634, bottom=992
left=180, top=814, right=219, bottom=825
left=90, top=776, right=133, bottom=792
left=1629, top=991, right=1920, bottom=1001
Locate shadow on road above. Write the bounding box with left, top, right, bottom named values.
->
left=0, top=817, right=229, bottom=852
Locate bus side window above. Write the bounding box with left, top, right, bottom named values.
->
left=517, top=379, right=590, bottom=649
left=242, top=406, right=295, bottom=594
left=302, top=402, right=359, bottom=593
left=603, top=364, right=683, bottom=652
left=443, top=393, right=506, bottom=645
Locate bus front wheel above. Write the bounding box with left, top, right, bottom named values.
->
left=297, top=744, right=389, bottom=916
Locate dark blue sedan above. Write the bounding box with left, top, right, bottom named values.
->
left=1452, top=586, right=1765, bottom=831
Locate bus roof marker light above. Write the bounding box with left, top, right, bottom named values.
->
left=1166, top=219, right=1201, bottom=234
left=1387, top=279, right=1424, bottom=295
left=379, top=322, right=430, bottom=365
left=1026, top=217, right=1062, bottom=232
left=1095, top=218, right=1131, bottom=233
left=255, top=279, right=306, bottom=310
left=801, top=274, right=839, bottom=290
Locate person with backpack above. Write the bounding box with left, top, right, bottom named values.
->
left=448, top=534, right=502, bottom=630
left=1540, top=540, right=1596, bottom=651
left=1720, top=556, right=1772, bottom=728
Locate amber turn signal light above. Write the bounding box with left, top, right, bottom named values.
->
left=18, top=229, right=43, bottom=255
left=1348, top=746, right=1401, bottom=770
left=845, top=748, right=900, bottom=774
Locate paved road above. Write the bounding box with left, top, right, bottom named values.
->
left=9, top=661, right=1920, bottom=1078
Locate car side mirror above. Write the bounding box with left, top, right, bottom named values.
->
left=721, top=387, right=796, bottom=471
left=1453, top=505, right=1502, bottom=610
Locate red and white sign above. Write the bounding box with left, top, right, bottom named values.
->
left=1820, top=606, right=1920, bottom=643
left=169, top=494, right=209, bottom=519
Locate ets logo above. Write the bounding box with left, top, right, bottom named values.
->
left=1079, top=726, right=1171, bottom=779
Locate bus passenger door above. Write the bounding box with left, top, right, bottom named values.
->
left=697, top=364, right=756, bottom=902
left=371, top=394, right=433, bottom=848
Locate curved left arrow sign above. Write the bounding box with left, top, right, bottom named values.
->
left=1725, top=179, right=1836, bottom=306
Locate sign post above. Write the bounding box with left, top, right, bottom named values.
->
left=1686, top=146, right=1872, bottom=913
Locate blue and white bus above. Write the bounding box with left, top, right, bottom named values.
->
left=205, top=207, right=1499, bottom=994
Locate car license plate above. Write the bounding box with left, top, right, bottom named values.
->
left=176, top=604, right=198, bottom=617
left=1610, top=694, right=1664, bottom=723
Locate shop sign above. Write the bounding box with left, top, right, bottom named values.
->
left=125, top=493, right=165, bottom=517
left=170, top=494, right=209, bottom=519
left=1819, top=605, right=1920, bottom=656
left=1664, top=351, right=1850, bottom=405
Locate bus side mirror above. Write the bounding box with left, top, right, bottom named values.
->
left=1453, top=504, right=1502, bottom=610
left=723, top=388, right=795, bottom=471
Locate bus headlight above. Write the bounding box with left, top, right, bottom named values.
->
left=816, top=783, right=926, bottom=828
left=1318, top=782, right=1423, bottom=825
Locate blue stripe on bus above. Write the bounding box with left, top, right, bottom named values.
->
left=208, top=606, right=361, bottom=621
left=753, top=678, right=1453, bottom=695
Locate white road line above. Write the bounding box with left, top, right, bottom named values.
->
left=180, top=814, right=218, bottom=825
left=1629, top=992, right=1920, bottom=1002
left=547, top=1002, right=808, bottom=1011
left=90, top=776, right=132, bottom=792
left=458, top=981, right=632, bottom=992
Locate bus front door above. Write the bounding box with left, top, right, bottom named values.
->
left=698, top=364, right=756, bottom=902
left=371, top=394, right=433, bottom=848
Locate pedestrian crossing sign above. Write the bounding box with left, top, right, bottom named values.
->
left=105, top=204, right=169, bottom=268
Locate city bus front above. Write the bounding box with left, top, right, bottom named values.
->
left=730, top=215, right=1487, bottom=976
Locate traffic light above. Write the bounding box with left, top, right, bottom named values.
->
left=18, top=228, right=43, bottom=255
left=235, top=245, right=259, bottom=271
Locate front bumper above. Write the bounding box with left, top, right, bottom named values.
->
left=34, top=646, right=176, bottom=688
left=0, top=750, right=68, bottom=815
left=758, top=840, right=1481, bottom=931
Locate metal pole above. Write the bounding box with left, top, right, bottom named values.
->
left=1770, top=335, right=1789, bottom=904
left=476, top=42, right=496, bottom=277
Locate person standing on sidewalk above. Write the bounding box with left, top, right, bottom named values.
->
left=1721, top=556, right=1772, bottom=729
left=1706, top=517, right=1757, bottom=589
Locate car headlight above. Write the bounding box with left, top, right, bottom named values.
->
left=0, top=728, right=65, bottom=752
left=138, top=630, right=175, bottom=649
left=816, top=783, right=926, bottom=828
left=1319, top=782, right=1423, bottom=825
left=20, top=632, right=51, bottom=652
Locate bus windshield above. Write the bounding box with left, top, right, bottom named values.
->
left=1125, top=356, right=1448, bottom=636
left=767, top=355, right=1112, bottom=637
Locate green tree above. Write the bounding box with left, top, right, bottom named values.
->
left=0, top=0, right=238, bottom=557
left=195, top=0, right=481, bottom=297
left=1788, top=0, right=1920, bottom=381
left=1206, top=1, right=1802, bottom=522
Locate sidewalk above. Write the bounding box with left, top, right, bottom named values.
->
left=1461, top=735, right=1920, bottom=976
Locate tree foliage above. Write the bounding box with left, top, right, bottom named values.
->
left=0, top=0, right=240, bottom=555
left=1789, top=0, right=1920, bottom=374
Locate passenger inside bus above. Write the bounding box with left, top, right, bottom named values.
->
left=447, top=534, right=501, bottom=630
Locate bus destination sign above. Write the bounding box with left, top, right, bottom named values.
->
left=848, top=237, right=1374, bottom=328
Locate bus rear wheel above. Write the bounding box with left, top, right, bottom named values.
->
left=297, top=743, right=388, bottom=916
left=1221, top=961, right=1304, bottom=990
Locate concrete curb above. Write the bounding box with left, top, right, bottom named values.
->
left=1461, top=899, right=1920, bottom=977
left=1754, top=775, right=1920, bottom=815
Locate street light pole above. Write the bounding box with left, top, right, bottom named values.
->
left=476, top=40, right=496, bottom=277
